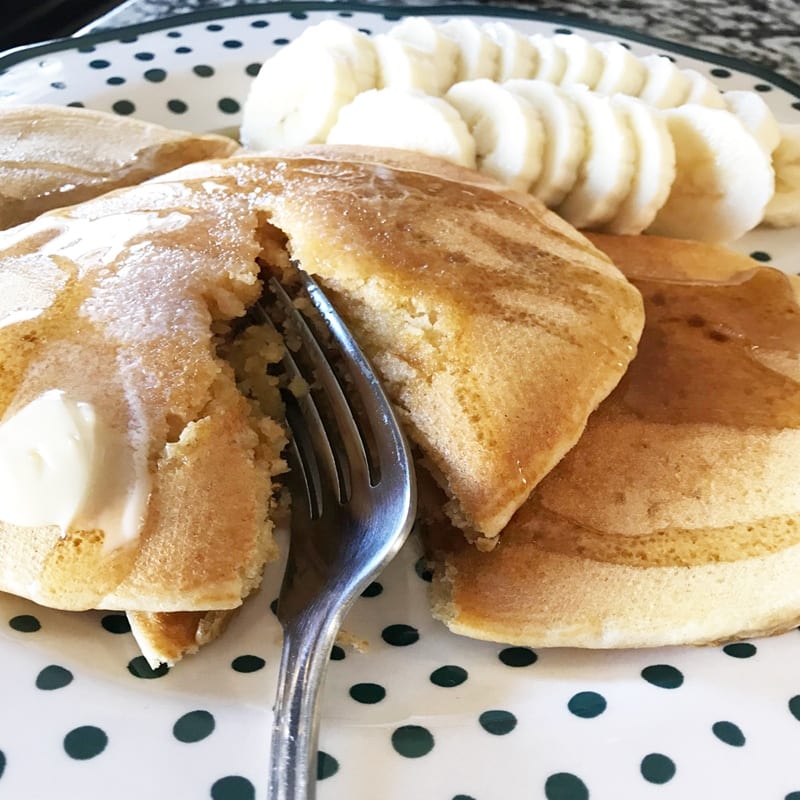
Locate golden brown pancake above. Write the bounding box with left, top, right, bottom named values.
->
left=0, top=147, right=642, bottom=664
left=0, top=104, right=238, bottom=230
left=427, top=233, right=800, bottom=648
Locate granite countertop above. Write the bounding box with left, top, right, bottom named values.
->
left=89, top=0, right=800, bottom=84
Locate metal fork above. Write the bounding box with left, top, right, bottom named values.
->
left=264, top=272, right=417, bottom=800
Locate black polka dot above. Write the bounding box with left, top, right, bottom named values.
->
left=223, top=40, right=243, bottom=49
left=792, top=101, right=800, bottom=111
left=167, top=30, right=182, bottom=38
left=788, top=694, right=800, bottom=721
left=754, top=83, right=773, bottom=92
left=330, top=645, right=346, bottom=661
left=349, top=682, right=386, bottom=704
left=785, top=793, right=800, bottom=800
left=9, top=614, right=40, bottom=632
left=167, top=99, right=188, bottom=114
left=127, top=656, right=168, bottom=679
left=414, top=557, right=433, bottom=582
left=618, top=41, right=631, bottom=49
left=50, top=81, right=66, bottom=89
left=567, top=691, right=606, bottom=718
left=207, top=23, right=224, bottom=32
left=173, top=710, right=215, bottom=743
left=78, top=45, right=96, bottom=53
left=358, top=28, right=372, bottom=35
left=63, top=725, right=108, bottom=760
left=106, top=76, right=126, bottom=85
left=245, top=62, right=261, bottom=77
left=660, top=53, right=677, bottom=62
left=544, top=772, right=589, bottom=800
left=749, top=251, right=772, bottom=263
left=723, top=642, right=756, bottom=658
left=269, top=598, right=278, bottom=615
left=176, top=46, right=192, bottom=54
left=338, top=11, right=353, bottom=17
left=641, top=664, right=683, bottom=688
left=430, top=665, right=468, bottom=687
left=453, top=796, right=476, bottom=800
left=317, top=751, right=338, bottom=780
left=251, top=20, right=270, bottom=28
left=391, top=725, right=434, bottom=757
left=144, top=68, right=166, bottom=82
left=36, top=665, right=73, bottom=690
left=231, top=655, right=265, bottom=673
left=641, top=753, right=676, bottom=784
left=499, top=646, right=537, bottom=667
left=712, top=720, right=745, bottom=746
left=361, top=581, right=383, bottom=598
left=89, top=59, right=110, bottom=69
left=210, top=775, right=255, bottom=800
left=0, top=749, right=5, bottom=780
left=118, top=35, right=138, bottom=44
left=273, top=38, right=290, bottom=46
left=101, top=614, right=130, bottom=634
left=711, top=67, right=731, bottom=78
left=381, top=624, right=419, bottom=646
left=67, top=101, right=85, bottom=107
left=290, top=11, right=308, bottom=19
left=554, top=27, right=573, bottom=34
left=479, top=709, right=517, bottom=735
left=383, top=13, right=403, bottom=21
left=112, top=100, right=136, bottom=115
left=134, top=52, right=155, bottom=61
left=194, top=64, right=215, bottom=77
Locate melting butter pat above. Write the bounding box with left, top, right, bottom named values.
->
left=0, top=390, right=100, bottom=532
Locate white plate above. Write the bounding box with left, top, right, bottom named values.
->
left=1, top=5, right=800, bottom=799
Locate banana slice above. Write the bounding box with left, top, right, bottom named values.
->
left=555, top=85, right=636, bottom=229
left=723, top=90, right=781, bottom=153
left=637, top=54, right=691, bottom=108
left=529, top=34, right=567, bottom=83
left=682, top=68, right=726, bottom=108
left=483, top=22, right=538, bottom=80
left=445, top=79, right=545, bottom=191
left=241, top=45, right=360, bottom=149
left=295, top=20, right=378, bottom=92
left=388, top=17, right=459, bottom=93
left=593, top=41, right=646, bottom=95
left=505, top=80, right=586, bottom=207
left=437, top=18, right=500, bottom=80
left=649, top=105, right=774, bottom=242
left=373, top=34, right=445, bottom=95
left=326, top=87, right=476, bottom=168
left=763, top=124, right=800, bottom=227
left=603, top=95, right=676, bottom=234
left=553, top=33, right=605, bottom=89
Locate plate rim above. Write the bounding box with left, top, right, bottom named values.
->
left=1, top=0, right=799, bottom=100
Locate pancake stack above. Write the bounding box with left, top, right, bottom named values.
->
left=426, top=234, right=800, bottom=647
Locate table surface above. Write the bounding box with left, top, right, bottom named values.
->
left=86, top=0, right=800, bottom=85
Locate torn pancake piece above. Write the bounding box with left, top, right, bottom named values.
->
left=427, top=234, right=800, bottom=647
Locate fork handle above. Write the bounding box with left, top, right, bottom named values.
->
left=269, top=609, right=340, bottom=800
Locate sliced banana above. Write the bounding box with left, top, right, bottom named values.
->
left=241, top=45, right=360, bottom=149
left=593, top=41, right=646, bottom=96
left=505, top=79, right=586, bottom=207
left=326, top=87, right=476, bottom=168
left=437, top=18, right=500, bottom=80
left=682, top=68, right=726, bottom=108
left=637, top=54, right=691, bottom=108
left=483, top=22, right=538, bottom=80
left=295, top=20, right=378, bottom=92
left=723, top=90, right=781, bottom=153
left=529, top=34, right=567, bottom=83
left=763, top=124, right=800, bottom=228
left=388, top=17, right=459, bottom=93
left=553, top=33, right=605, bottom=89
left=555, top=85, right=636, bottom=229
left=373, top=34, right=445, bottom=95
left=649, top=105, right=774, bottom=242
left=603, top=95, right=676, bottom=234
left=445, top=79, right=545, bottom=191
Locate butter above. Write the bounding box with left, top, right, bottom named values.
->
left=0, top=390, right=150, bottom=549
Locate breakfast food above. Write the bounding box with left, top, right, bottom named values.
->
left=0, top=144, right=644, bottom=666
left=0, top=104, right=239, bottom=230
left=425, top=234, right=800, bottom=647
left=242, top=18, right=793, bottom=241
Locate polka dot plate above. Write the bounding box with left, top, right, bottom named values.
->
left=1, top=4, right=800, bottom=799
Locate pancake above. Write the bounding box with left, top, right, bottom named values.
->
left=0, top=146, right=642, bottom=664
left=167, top=147, right=644, bottom=545
left=426, top=233, right=800, bottom=647
left=0, top=104, right=238, bottom=230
